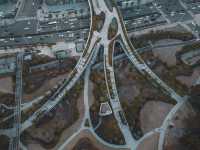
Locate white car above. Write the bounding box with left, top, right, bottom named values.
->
left=27, top=36, right=32, bottom=39
left=58, top=34, right=64, bottom=37
left=24, top=27, right=30, bottom=30
left=48, top=21, right=57, bottom=25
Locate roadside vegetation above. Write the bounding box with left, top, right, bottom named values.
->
left=131, top=30, right=194, bottom=48
left=176, top=41, right=200, bottom=67
left=89, top=70, right=125, bottom=145
left=95, top=115, right=125, bottom=145
left=115, top=60, right=176, bottom=139
left=108, top=18, right=118, bottom=40
left=136, top=32, right=197, bottom=95
left=90, top=70, right=108, bottom=127
left=142, top=51, right=190, bottom=96
left=21, top=80, right=83, bottom=149
left=180, top=85, right=200, bottom=149
left=165, top=88, right=200, bottom=150
left=0, top=92, right=14, bottom=129
left=23, top=54, right=76, bottom=94
left=0, top=92, right=14, bottom=106
left=92, top=12, right=105, bottom=32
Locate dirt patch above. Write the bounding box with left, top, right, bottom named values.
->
left=88, top=80, right=95, bottom=108
left=164, top=102, right=197, bottom=150
left=114, top=59, right=175, bottom=138
left=23, top=73, right=69, bottom=102
left=115, top=61, right=142, bottom=104
left=118, top=84, right=140, bottom=103
left=0, top=92, right=14, bottom=106
left=152, top=39, right=183, bottom=67
left=141, top=47, right=191, bottom=95
left=140, top=101, right=173, bottom=133
left=26, top=98, right=80, bottom=147
left=62, top=129, right=129, bottom=150
left=72, top=138, right=100, bottom=150
left=137, top=133, right=159, bottom=150
left=24, top=82, right=83, bottom=149
left=0, top=77, right=13, bottom=94
left=176, top=67, right=200, bottom=88
left=0, top=135, right=9, bottom=150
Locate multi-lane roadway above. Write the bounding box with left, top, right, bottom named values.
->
left=0, top=0, right=191, bottom=150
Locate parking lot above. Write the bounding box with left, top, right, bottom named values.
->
left=154, top=0, right=192, bottom=23
left=1, top=0, right=200, bottom=49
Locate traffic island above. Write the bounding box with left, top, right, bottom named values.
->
left=108, top=18, right=118, bottom=40
left=92, top=12, right=105, bottom=32
left=104, top=0, right=114, bottom=12
left=72, top=138, right=100, bottom=150
left=95, top=115, right=125, bottom=145
left=89, top=70, right=109, bottom=127
left=89, top=69, right=125, bottom=145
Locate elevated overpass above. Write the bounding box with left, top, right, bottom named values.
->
left=2, top=1, right=187, bottom=150
left=9, top=52, right=23, bottom=150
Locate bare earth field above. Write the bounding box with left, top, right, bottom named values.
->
left=152, top=39, right=183, bottom=67
left=140, top=101, right=174, bottom=133
left=137, top=133, right=160, bottom=150
left=114, top=59, right=175, bottom=138
left=23, top=73, right=69, bottom=102
left=176, top=67, right=200, bottom=88
left=72, top=138, right=100, bottom=150
left=25, top=85, right=84, bottom=149
left=164, top=102, right=196, bottom=150
left=141, top=39, right=195, bottom=95
left=0, top=77, right=13, bottom=94
left=61, top=129, right=129, bottom=150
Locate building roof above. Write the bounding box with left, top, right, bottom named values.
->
left=99, top=102, right=112, bottom=116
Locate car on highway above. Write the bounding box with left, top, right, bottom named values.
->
left=10, top=38, right=15, bottom=41
left=27, top=36, right=32, bottom=39
left=48, top=21, right=57, bottom=25
left=58, top=34, right=64, bottom=37
left=69, top=18, right=78, bottom=22
left=24, top=27, right=30, bottom=30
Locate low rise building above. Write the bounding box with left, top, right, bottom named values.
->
left=42, top=0, right=154, bottom=20
left=55, top=50, right=69, bottom=59
left=76, top=40, right=85, bottom=53
left=99, top=102, right=112, bottom=117
left=43, top=1, right=89, bottom=19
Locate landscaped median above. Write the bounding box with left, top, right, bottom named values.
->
left=89, top=69, right=125, bottom=145
left=108, top=18, right=118, bottom=40
left=92, top=12, right=105, bottom=32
